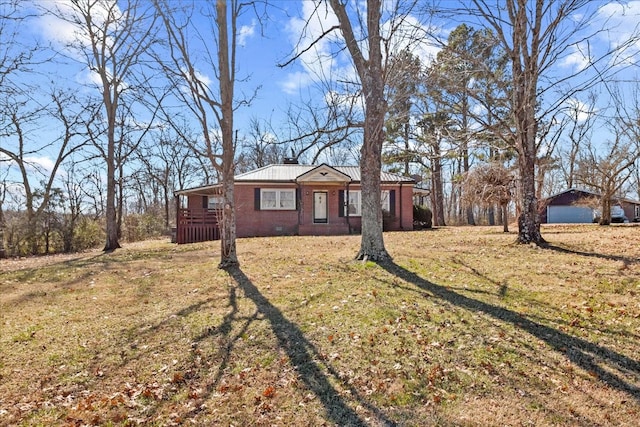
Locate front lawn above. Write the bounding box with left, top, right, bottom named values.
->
left=1, top=225, right=639, bottom=426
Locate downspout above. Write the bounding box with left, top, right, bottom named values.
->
left=399, top=182, right=403, bottom=230
left=346, top=182, right=351, bottom=233
left=297, top=182, right=302, bottom=230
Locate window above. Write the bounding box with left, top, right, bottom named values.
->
left=347, top=191, right=361, bottom=216
left=381, top=190, right=390, bottom=212
left=260, top=189, right=296, bottom=210
left=208, top=195, right=224, bottom=210
left=344, top=190, right=391, bottom=216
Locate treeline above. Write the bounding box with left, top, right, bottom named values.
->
left=2, top=1, right=640, bottom=258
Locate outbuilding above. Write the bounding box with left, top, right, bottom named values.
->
left=541, top=188, right=640, bottom=224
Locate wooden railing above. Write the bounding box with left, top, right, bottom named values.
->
left=176, top=208, right=220, bottom=244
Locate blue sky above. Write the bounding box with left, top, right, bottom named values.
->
left=2, top=0, right=640, bottom=199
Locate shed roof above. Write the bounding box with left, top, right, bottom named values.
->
left=544, top=188, right=640, bottom=205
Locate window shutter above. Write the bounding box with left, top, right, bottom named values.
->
left=296, top=188, right=300, bottom=210
left=202, top=196, right=208, bottom=209
left=389, top=190, right=396, bottom=214
left=254, top=188, right=261, bottom=210
left=338, top=190, right=345, bottom=217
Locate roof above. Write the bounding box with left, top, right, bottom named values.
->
left=176, top=163, right=414, bottom=196
left=543, top=188, right=599, bottom=201
left=543, top=188, right=640, bottom=205
left=234, top=163, right=414, bottom=183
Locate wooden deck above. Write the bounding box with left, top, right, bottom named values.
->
left=176, top=208, right=220, bottom=244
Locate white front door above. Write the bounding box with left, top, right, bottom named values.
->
left=313, top=192, right=328, bottom=223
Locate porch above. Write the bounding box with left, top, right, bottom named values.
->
left=176, top=208, right=220, bottom=244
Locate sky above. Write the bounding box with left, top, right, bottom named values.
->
left=2, top=0, right=640, bottom=202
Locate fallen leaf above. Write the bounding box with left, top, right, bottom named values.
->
left=262, top=386, right=276, bottom=398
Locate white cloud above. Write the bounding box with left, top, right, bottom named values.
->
left=34, top=0, right=121, bottom=54
left=1, top=153, right=56, bottom=174
left=592, top=1, right=640, bottom=67
left=239, top=21, right=256, bottom=46
left=24, top=156, right=56, bottom=173
left=560, top=42, right=591, bottom=71
left=381, top=15, right=440, bottom=68
left=565, top=98, right=596, bottom=123
left=281, top=71, right=315, bottom=95
left=282, top=3, right=440, bottom=96
left=282, top=1, right=343, bottom=94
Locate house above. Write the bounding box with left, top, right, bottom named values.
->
left=540, top=188, right=640, bottom=224
left=174, top=163, right=415, bottom=244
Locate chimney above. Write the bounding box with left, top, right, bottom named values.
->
left=283, top=157, right=299, bottom=164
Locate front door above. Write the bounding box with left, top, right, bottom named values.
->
left=313, top=191, right=328, bottom=223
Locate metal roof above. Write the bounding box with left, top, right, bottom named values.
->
left=176, top=164, right=414, bottom=196
left=234, top=164, right=414, bottom=183
left=543, top=188, right=640, bottom=205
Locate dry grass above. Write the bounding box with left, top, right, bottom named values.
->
left=1, top=225, right=639, bottom=426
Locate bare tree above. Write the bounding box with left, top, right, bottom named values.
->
left=43, top=0, right=159, bottom=252
left=558, top=94, right=598, bottom=189
left=575, top=136, right=637, bottom=225
left=469, top=0, right=640, bottom=244
left=282, top=1, right=432, bottom=260
left=0, top=0, right=41, bottom=95
left=237, top=117, right=288, bottom=172
left=280, top=95, right=361, bottom=165
left=154, top=0, right=262, bottom=268
left=576, top=84, right=640, bottom=224
left=416, top=111, right=450, bottom=227
left=327, top=0, right=389, bottom=260
left=0, top=90, right=90, bottom=254
left=135, top=126, right=202, bottom=229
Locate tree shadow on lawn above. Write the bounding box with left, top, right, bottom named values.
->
left=377, top=260, right=640, bottom=402
left=104, top=266, right=394, bottom=426
left=543, top=243, right=639, bottom=265
left=1, top=253, right=121, bottom=307
left=227, top=265, right=396, bottom=427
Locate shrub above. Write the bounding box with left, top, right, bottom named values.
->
left=123, top=213, right=167, bottom=242
left=413, top=205, right=432, bottom=229
left=72, top=217, right=105, bottom=251
left=382, top=210, right=397, bottom=231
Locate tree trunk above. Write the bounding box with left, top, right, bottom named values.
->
left=517, top=151, right=544, bottom=244
left=329, top=0, right=389, bottom=261
left=431, top=156, right=446, bottom=227
left=502, top=203, right=509, bottom=233
left=403, top=122, right=410, bottom=176
left=600, top=196, right=611, bottom=225
left=219, top=177, right=238, bottom=267
left=357, top=116, right=388, bottom=261
left=356, top=61, right=388, bottom=260
left=512, top=3, right=544, bottom=246
left=488, top=206, right=495, bottom=226
left=117, top=163, right=124, bottom=239
left=217, top=0, right=238, bottom=268
left=104, top=117, right=121, bottom=251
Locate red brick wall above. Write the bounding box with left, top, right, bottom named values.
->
left=235, top=184, right=299, bottom=237
left=382, top=183, right=414, bottom=232
left=187, top=182, right=414, bottom=238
